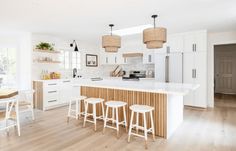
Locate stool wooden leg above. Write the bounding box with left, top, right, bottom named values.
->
left=93, top=104, right=97, bottom=131
left=67, top=100, right=72, bottom=123
left=143, top=113, right=148, bottom=149
left=150, top=111, right=155, bottom=141
left=112, top=107, right=115, bottom=125
left=101, top=102, right=105, bottom=120
left=103, top=106, right=109, bottom=134
left=83, top=101, right=88, bottom=127
left=136, top=112, right=139, bottom=134
left=128, top=111, right=134, bottom=143
left=123, top=106, right=127, bottom=132
left=115, top=107, right=119, bottom=138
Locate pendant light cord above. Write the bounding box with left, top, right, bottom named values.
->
left=152, top=15, right=158, bottom=28
left=109, top=24, right=114, bottom=36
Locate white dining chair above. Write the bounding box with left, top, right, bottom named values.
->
left=0, top=97, right=20, bottom=136
left=18, top=90, right=35, bottom=120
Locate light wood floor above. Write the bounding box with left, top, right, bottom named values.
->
left=1, top=96, right=236, bottom=151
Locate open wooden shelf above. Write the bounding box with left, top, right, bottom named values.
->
left=34, top=49, right=61, bottom=54
left=36, top=60, right=61, bottom=64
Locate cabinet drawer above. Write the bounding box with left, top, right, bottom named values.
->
left=45, top=99, right=59, bottom=107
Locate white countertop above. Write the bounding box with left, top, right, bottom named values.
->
left=74, top=78, right=199, bottom=95
left=33, top=78, right=198, bottom=95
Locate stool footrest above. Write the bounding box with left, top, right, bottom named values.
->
left=130, top=132, right=145, bottom=138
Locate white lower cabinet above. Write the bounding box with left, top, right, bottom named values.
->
left=34, top=80, right=80, bottom=111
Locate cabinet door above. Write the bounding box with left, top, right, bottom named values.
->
left=60, top=80, right=73, bottom=104
left=167, top=34, right=184, bottom=52
left=194, top=32, right=207, bottom=52
left=184, top=34, right=195, bottom=52
left=154, top=53, right=166, bottom=82
left=184, top=31, right=207, bottom=53
left=117, top=53, right=127, bottom=64
left=183, top=52, right=195, bottom=106
left=100, top=53, right=108, bottom=65
left=193, top=52, right=207, bottom=108
left=143, top=52, right=154, bottom=64
left=169, top=52, right=183, bottom=83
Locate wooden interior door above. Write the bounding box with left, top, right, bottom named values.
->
left=215, top=55, right=233, bottom=94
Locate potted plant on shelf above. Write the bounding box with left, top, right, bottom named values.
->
left=35, top=42, right=54, bottom=51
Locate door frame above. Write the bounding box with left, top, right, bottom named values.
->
left=210, top=40, right=236, bottom=107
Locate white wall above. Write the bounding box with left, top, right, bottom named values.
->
left=208, top=31, right=236, bottom=107
left=0, top=31, right=32, bottom=90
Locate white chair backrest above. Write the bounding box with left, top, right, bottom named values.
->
left=19, top=90, right=35, bottom=103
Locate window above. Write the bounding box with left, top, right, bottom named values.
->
left=72, top=52, right=81, bottom=70
left=0, top=47, right=17, bottom=88
left=60, top=50, right=81, bottom=70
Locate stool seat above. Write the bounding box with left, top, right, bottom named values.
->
left=130, top=105, right=154, bottom=113
left=105, top=101, right=127, bottom=107
left=71, top=96, right=87, bottom=101
left=85, top=98, right=104, bottom=104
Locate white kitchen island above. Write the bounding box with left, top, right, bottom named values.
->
left=33, top=78, right=198, bottom=139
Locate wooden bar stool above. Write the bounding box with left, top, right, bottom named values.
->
left=128, top=105, right=155, bottom=149
left=67, top=96, right=87, bottom=123
left=103, top=101, right=127, bottom=138
left=83, top=98, right=104, bottom=131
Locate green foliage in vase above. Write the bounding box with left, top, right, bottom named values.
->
left=36, top=42, right=54, bottom=51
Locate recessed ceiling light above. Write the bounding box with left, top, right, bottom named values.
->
left=112, top=24, right=153, bottom=36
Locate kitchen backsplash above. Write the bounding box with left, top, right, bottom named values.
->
left=101, top=57, right=154, bottom=77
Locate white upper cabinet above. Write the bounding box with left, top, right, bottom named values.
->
left=184, top=30, right=207, bottom=52
left=100, top=52, right=127, bottom=65
left=166, top=34, right=184, bottom=53
left=143, top=51, right=154, bottom=64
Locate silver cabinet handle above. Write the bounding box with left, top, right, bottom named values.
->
left=115, top=57, right=117, bottom=63
left=148, top=55, right=152, bottom=62
left=48, top=100, right=57, bottom=103
left=48, top=83, right=57, bottom=86
left=194, top=69, right=197, bottom=78
left=195, top=44, right=197, bottom=52
left=106, top=57, right=108, bottom=63
left=48, top=91, right=57, bottom=93
left=192, top=44, right=195, bottom=52
left=63, top=80, right=70, bottom=83
left=192, top=69, right=194, bottom=78
left=167, top=46, right=170, bottom=53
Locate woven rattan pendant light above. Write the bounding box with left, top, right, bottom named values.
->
left=143, top=15, right=167, bottom=49
left=102, top=24, right=121, bottom=53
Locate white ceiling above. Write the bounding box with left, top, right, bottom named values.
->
left=0, top=0, right=236, bottom=44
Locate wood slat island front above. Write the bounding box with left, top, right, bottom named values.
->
left=80, top=86, right=167, bottom=138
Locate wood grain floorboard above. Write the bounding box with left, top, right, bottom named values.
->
left=0, top=95, right=236, bottom=151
